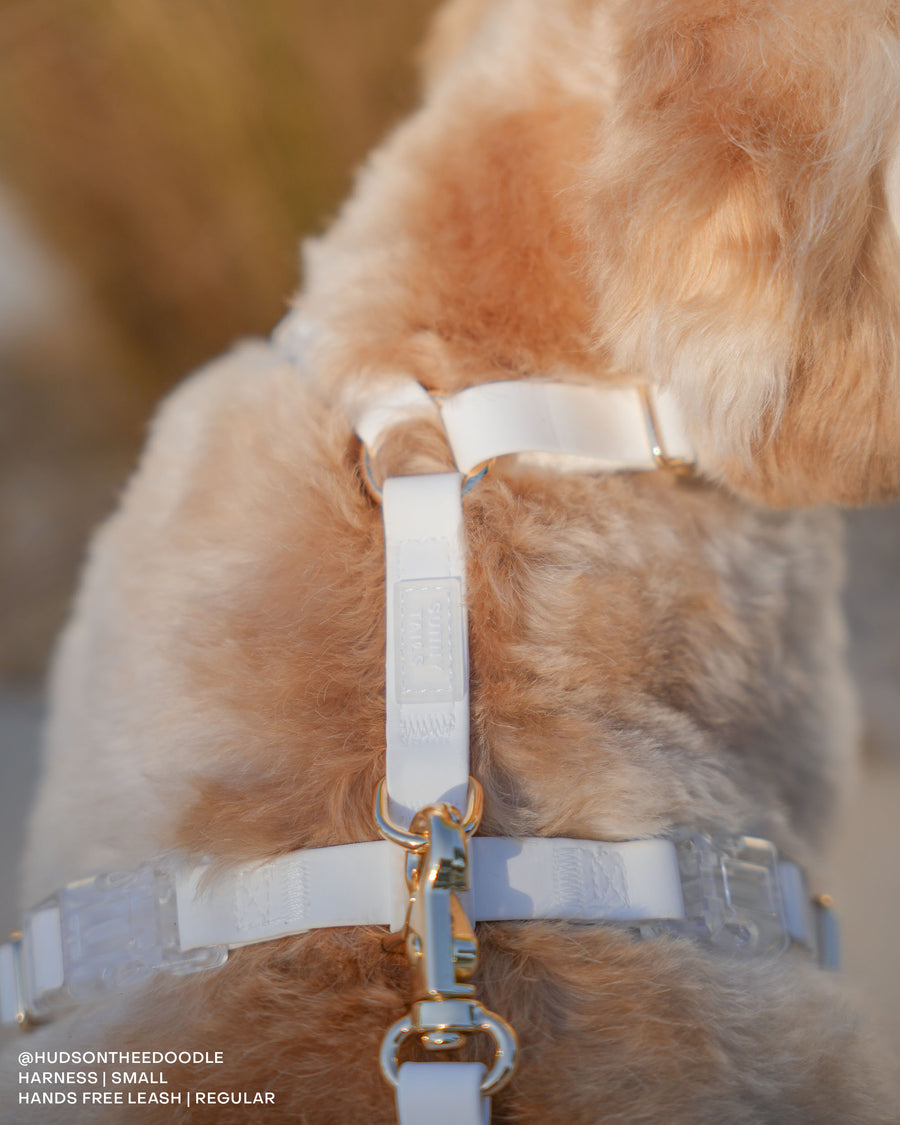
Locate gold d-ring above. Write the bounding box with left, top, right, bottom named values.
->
left=379, top=998, right=518, bottom=1096
left=373, top=778, right=484, bottom=851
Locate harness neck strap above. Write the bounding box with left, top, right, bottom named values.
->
left=352, top=378, right=694, bottom=477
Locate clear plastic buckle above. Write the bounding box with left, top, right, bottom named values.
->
left=644, top=834, right=790, bottom=956
left=25, top=865, right=227, bottom=1017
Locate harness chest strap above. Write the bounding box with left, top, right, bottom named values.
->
left=0, top=834, right=833, bottom=1025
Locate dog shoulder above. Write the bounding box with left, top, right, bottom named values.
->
left=23, top=340, right=313, bottom=900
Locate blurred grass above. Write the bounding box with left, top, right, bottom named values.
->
left=0, top=0, right=439, bottom=383
left=0, top=0, right=439, bottom=676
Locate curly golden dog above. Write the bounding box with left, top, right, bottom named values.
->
left=4, top=0, right=900, bottom=1121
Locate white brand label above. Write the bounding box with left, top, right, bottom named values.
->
left=395, top=579, right=465, bottom=704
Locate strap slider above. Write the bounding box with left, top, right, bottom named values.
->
left=11, top=866, right=228, bottom=1022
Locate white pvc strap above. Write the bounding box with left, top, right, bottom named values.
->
left=397, top=1063, right=488, bottom=1125
left=0, top=837, right=831, bottom=1026
left=439, top=380, right=692, bottom=474
left=350, top=378, right=693, bottom=476
left=175, top=836, right=684, bottom=950
left=0, top=941, right=23, bottom=1025
left=382, top=473, right=470, bottom=828
left=352, top=379, right=437, bottom=454
left=175, top=840, right=405, bottom=951
left=22, top=907, right=64, bottom=1004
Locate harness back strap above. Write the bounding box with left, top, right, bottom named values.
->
left=383, top=474, right=470, bottom=830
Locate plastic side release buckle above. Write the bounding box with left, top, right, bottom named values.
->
left=22, top=865, right=227, bottom=1019
left=643, top=834, right=791, bottom=956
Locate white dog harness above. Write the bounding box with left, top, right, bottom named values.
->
left=0, top=354, right=839, bottom=1125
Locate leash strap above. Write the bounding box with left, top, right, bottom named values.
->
left=397, top=1063, right=488, bottom=1125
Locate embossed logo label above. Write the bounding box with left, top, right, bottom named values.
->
left=553, top=846, right=629, bottom=914
left=232, top=861, right=309, bottom=932
left=395, top=578, right=464, bottom=703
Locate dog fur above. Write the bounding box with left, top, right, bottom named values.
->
left=6, top=0, right=900, bottom=1120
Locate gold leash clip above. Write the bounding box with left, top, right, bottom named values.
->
left=374, top=778, right=518, bottom=1096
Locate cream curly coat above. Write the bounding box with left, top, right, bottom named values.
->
left=6, top=0, right=900, bottom=1120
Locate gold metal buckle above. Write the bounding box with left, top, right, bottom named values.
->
left=374, top=778, right=518, bottom=1096
left=638, top=387, right=694, bottom=475
left=374, top=778, right=483, bottom=851
left=359, top=442, right=492, bottom=503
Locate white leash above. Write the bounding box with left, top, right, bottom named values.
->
left=397, top=1063, right=488, bottom=1125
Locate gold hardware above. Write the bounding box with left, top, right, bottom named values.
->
left=374, top=777, right=518, bottom=1096
left=638, top=386, right=694, bottom=474
left=461, top=460, right=494, bottom=493
left=359, top=443, right=385, bottom=502
left=380, top=998, right=518, bottom=1096
left=814, top=893, right=835, bottom=910
left=404, top=802, right=479, bottom=1004
left=374, top=778, right=483, bottom=851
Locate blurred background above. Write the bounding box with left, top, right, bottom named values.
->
left=0, top=0, right=897, bottom=1077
